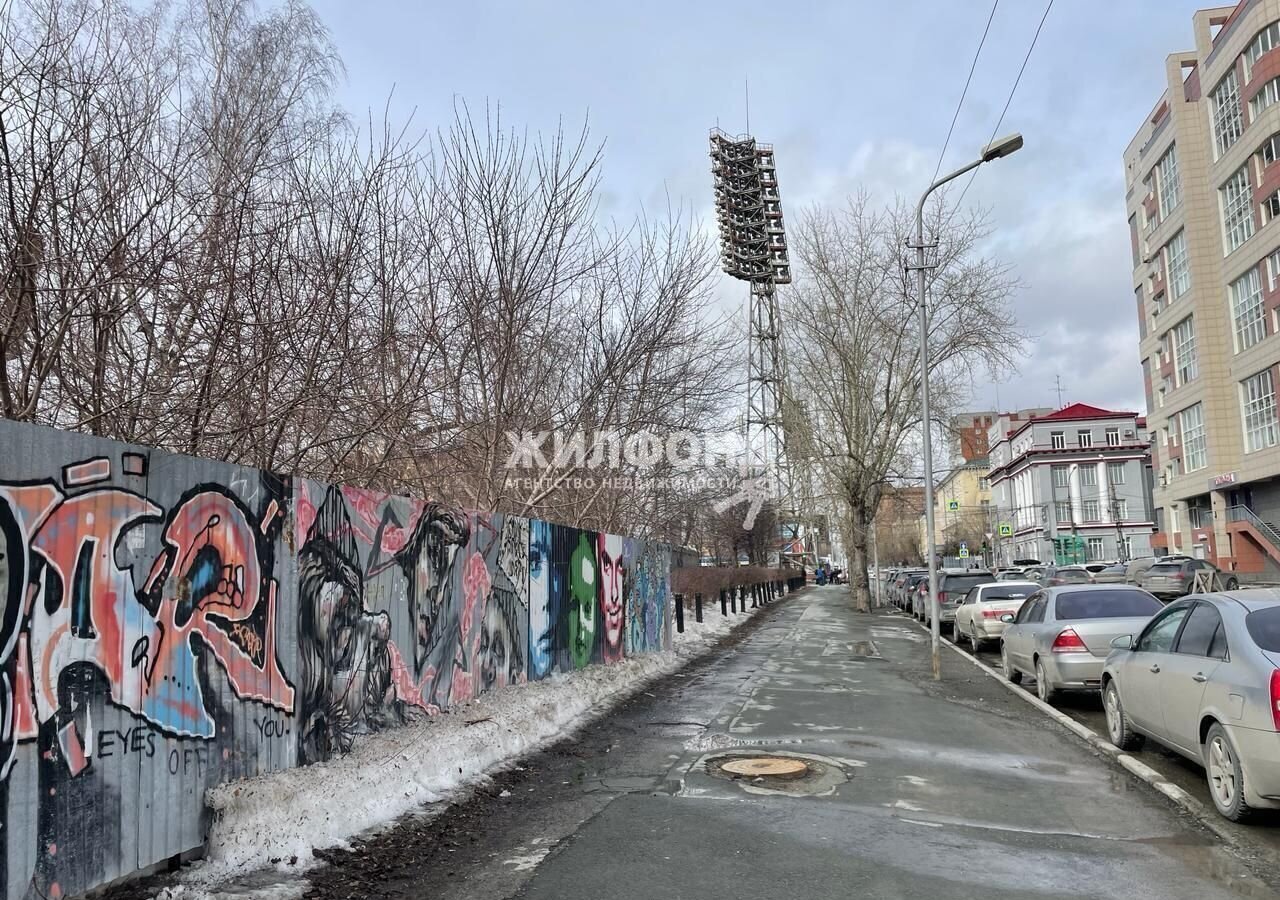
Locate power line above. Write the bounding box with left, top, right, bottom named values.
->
left=946, top=0, right=1054, bottom=224
left=931, top=0, right=1000, bottom=186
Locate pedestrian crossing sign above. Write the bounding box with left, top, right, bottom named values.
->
left=947, top=499, right=959, bottom=511
left=959, top=548, right=969, bottom=558
left=999, top=522, right=1013, bottom=537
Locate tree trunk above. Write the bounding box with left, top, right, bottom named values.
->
left=850, top=502, right=871, bottom=613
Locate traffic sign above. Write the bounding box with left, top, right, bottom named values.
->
left=998, top=522, right=1013, bottom=537
left=947, top=499, right=959, bottom=511
left=959, top=548, right=970, bottom=558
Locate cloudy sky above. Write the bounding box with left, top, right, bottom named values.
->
left=309, top=0, right=1210, bottom=416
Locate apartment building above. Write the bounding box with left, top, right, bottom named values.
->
left=1126, top=1, right=1280, bottom=573
left=929, top=457, right=992, bottom=558
left=986, top=405, right=1155, bottom=565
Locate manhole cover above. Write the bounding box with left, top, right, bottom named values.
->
left=720, top=757, right=809, bottom=779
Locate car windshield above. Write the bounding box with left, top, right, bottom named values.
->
left=1055, top=589, right=1162, bottom=620
left=1245, top=606, right=1280, bottom=652
left=1056, top=570, right=1091, bottom=582
left=982, top=586, right=1033, bottom=601
left=943, top=574, right=993, bottom=593
left=1146, top=562, right=1184, bottom=574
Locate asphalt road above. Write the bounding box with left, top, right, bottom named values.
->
left=289, top=586, right=1278, bottom=899
left=952, top=621, right=1280, bottom=862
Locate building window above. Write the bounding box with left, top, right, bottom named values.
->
left=1269, top=248, right=1280, bottom=291
left=1083, top=501, right=1101, bottom=522
left=1123, top=536, right=1135, bottom=558
left=1107, top=461, right=1126, bottom=484
left=1077, top=429, right=1093, bottom=448
left=1241, top=368, right=1280, bottom=452
left=1113, top=499, right=1129, bottom=520
left=1212, top=68, right=1244, bottom=157
left=1081, top=466, right=1098, bottom=487
left=1230, top=267, right=1266, bottom=351
left=978, top=477, right=989, bottom=490
left=1221, top=165, right=1255, bottom=253
left=1156, top=145, right=1181, bottom=218
left=1052, top=465, right=1070, bottom=488
left=1055, top=501, right=1071, bottom=523
left=1252, top=76, right=1280, bottom=120
left=1268, top=190, right=1280, bottom=224
left=1105, top=427, right=1121, bottom=447
left=1264, top=132, right=1280, bottom=166
left=1247, top=22, right=1280, bottom=73
left=1165, top=230, right=1190, bottom=299
left=1051, top=431, right=1065, bottom=450
left=1180, top=403, right=1207, bottom=472
left=1087, top=537, right=1106, bottom=561
left=1172, top=315, right=1198, bottom=385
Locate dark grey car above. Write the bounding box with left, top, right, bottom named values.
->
left=1138, top=558, right=1238, bottom=600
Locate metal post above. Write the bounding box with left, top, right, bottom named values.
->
left=675, top=593, right=685, bottom=633
left=871, top=523, right=881, bottom=609
left=695, top=592, right=704, bottom=623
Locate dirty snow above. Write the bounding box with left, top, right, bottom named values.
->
left=151, top=593, right=775, bottom=898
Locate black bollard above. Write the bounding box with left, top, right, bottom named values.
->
left=731, top=586, right=738, bottom=613
left=675, top=593, right=685, bottom=633
left=695, top=592, right=704, bottom=623
left=720, top=589, right=728, bottom=616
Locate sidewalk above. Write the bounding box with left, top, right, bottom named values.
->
left=241, top=586, right=1278, bottom=900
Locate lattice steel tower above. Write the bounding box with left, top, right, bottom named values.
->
left=709, top=129, right=805, bottom=556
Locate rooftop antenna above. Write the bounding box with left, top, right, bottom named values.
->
left=745, top=77, right=750, bottom=134
left=1053, top=374, right=1067, bottom=408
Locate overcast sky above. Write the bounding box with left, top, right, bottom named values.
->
left=309, top=0, right=1210, bottom=416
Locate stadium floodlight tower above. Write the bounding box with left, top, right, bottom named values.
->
left=709, top=128, right=805, bottom=561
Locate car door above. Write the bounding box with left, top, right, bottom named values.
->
left=1002, top=595, right=1035, bottom=666
left=1010, top=594, right=1045, bottom=670
left=1123, top=603, right=1192, bottom=736
left=956, top=587, right=979, bottom=633
left=1158, top=602, right=1225, bottom=755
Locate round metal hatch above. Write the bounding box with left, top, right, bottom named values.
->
left=719, top=757, right=809, bottom=779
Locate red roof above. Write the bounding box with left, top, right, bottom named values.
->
left=1032, top=402, right=1137, bottom=422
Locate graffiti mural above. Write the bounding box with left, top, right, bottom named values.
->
left=0, top=419, right=673, bottom=900
left=0, top=437, right=296, bottom=900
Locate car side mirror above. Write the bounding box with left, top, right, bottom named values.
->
left=1110, top=635, right=1133, bottom=650
left=1000, top=614, right=1015, bottom=624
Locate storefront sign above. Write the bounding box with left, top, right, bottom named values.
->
left=1210, top=471, right=1238, bottom=489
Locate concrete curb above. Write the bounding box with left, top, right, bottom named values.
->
left=899, top=614, right=1246, bottom=848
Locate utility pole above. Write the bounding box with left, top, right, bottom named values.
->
left=910, top=132, right=1024, bottom=681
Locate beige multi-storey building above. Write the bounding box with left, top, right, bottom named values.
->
left=1126, top=0, right=1280, bottom=576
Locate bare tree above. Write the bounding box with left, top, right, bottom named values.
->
left=782, top=193, right=1022, bottom=610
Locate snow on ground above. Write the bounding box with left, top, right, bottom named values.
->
left=152, top=592, right=778, bottom=898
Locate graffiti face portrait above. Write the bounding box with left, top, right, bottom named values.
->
left=479, top=599, right=520, bottom=691
left=396, top=504, right=470, bottom=679
left=597, top=533, right=624, bottom=661
left=568, top=532, right=597, bottom=669
left=527, top=520, right=552, bottom=679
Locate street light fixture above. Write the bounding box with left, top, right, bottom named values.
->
left=912, top=132, right=1024, bottom=681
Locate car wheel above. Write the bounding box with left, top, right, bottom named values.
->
left=970, top=624, right=984, bottom=651
left=1225, top=577, right=1239, bottom=591
left=1035, top=659, right=1059, bottom=705
left=1204, top=723, right=1255, bottom=822
left=951, top=622, right=965, bottom=645
left=1103, top=680, right=1143, bottom=751
left=1001, top=643, right=1021, bottom=684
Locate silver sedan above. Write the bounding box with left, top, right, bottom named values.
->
left=999, top=585, right=1163, bottom=704
left=1101, top=591, right=1280, bottom=822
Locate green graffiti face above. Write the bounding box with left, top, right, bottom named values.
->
left=568, top=532, right=598, bottom=668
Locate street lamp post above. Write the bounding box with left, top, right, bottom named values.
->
left=912, top=133, right=1023, bottom=681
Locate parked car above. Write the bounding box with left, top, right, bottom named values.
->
left=928, top=569, right=995, bottom=630
left=1120, top=556, right=1160, bottom=585
left=1040, top=564, right=1094, bottom=587
left=997, top=570, right=1030, bottom=581
left=953, top=581, right=1039, bottom=649
left=1092, top=563, right=1128, bottom=584
left=1083, top=563, right=1112, bottom=575
left=1021, top=565, right=1046, bottom=584
left=1138, top=558, right=1238, bottom=600
left=901, top=572, right=928, bottom=613
left=1102, top=591, right=1280, bottom=821
left=999, top=585, right=1163, bottom=704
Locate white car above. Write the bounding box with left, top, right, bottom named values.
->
left=953, top=581, right=1039, bottom=649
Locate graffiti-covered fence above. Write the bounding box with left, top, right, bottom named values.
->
left=0, top=420, right=673, bottom=899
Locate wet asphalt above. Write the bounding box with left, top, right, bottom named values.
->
left=294, top=584, right=1279, bottom=899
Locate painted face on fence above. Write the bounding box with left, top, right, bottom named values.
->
left=598, top=534, right=624, bottom=660
left=568, top=532, right=597, bottom=669
left=528, top=520, right=552, bottom=678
